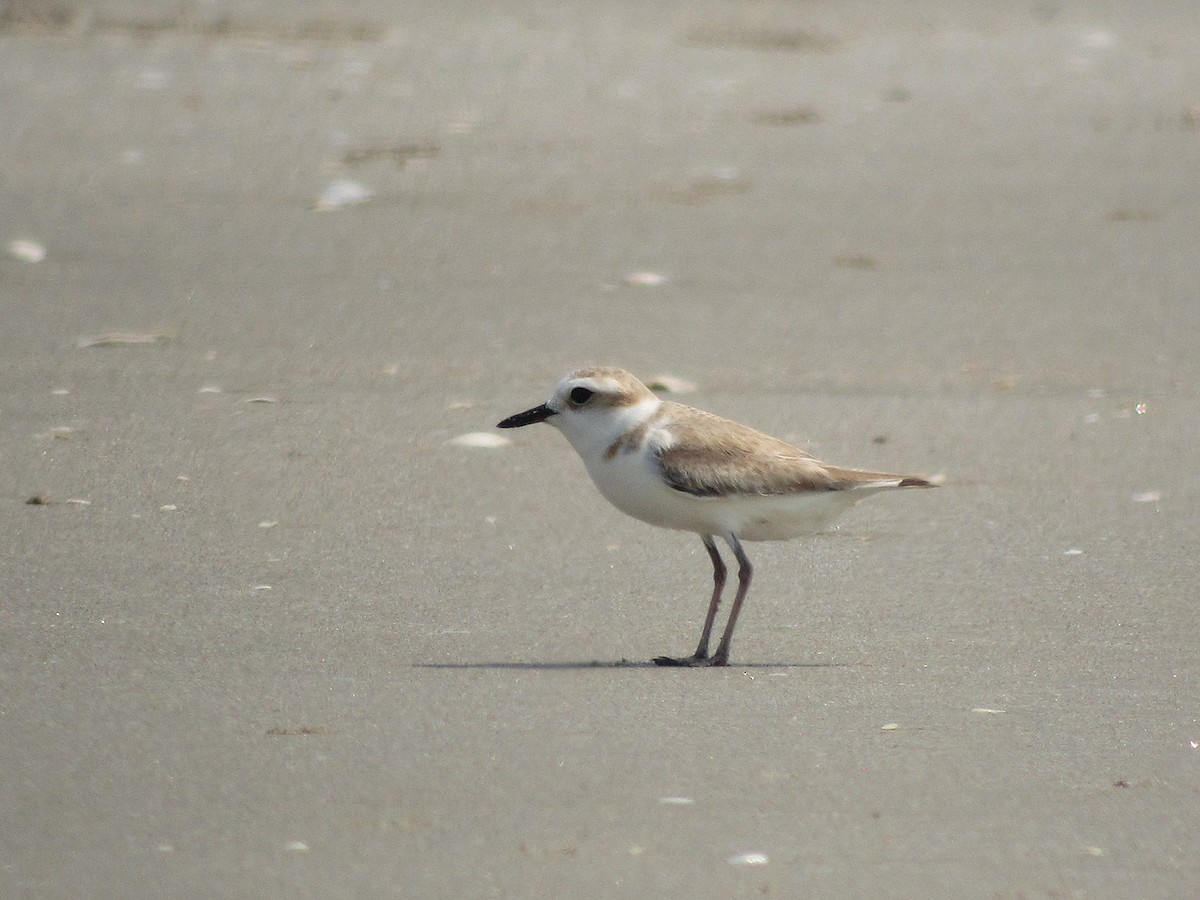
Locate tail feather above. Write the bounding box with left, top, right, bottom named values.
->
left=826, top=466, right=940, bottom=491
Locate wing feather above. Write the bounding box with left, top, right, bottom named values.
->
left=654, top=406, right=838, bottom=497
left=652, top=404, right=933, bottom=497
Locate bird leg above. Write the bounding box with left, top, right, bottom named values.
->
left=653, top=535, right=728, bottom=667
left=692, top=535, right=726, bottom=659
left=708, top=535, right=752, bottom=667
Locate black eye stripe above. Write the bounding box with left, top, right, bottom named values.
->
left=569, top=387, right=594, bottom=405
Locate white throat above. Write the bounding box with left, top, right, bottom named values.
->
left=551, top=397, right=661, bottom=465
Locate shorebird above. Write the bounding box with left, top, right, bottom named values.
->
left=498, top=367, right=936, bottom=667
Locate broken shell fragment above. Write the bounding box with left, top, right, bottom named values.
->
left=450, top=432, right=511, bottom=449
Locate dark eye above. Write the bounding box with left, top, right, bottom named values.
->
left=569, top=387, right=594, bottom=405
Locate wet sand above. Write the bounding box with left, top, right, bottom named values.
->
left=3, top=1, right=1198, bottom=896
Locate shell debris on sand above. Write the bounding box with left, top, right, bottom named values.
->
left=622, top=271, right=669, bottom=286
left=645, top=374, right=696, bottom=394
left=314, top=179, right=372, bottom=210
left=76, top=329, right=177, bottom=348
left=7, top=238, right=46, bottom=263
left=727, top=851, right=769, bottom=866
left=450, top=432, right=511, bottom=448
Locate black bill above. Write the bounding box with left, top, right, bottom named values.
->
left=497, top=403, right=556, bottom=428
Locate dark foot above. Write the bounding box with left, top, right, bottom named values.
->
left=652, top=654, right=728, bottom=668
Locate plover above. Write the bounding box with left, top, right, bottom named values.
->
left=498, top=367, right=936, bottom=667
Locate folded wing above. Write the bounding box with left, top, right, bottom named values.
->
left=655, top=405, right=932, bottom=497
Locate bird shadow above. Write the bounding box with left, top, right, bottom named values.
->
left=414, top=659, right=848, bottom=671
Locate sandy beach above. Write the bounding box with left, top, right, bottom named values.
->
left=3, top=1, right=1198, bottom=896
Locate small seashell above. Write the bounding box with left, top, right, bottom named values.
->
left=314, top=179, right=372, bottom=210
left=7, top=239, right=46, bottom=263
left=727, top=851, right=768, bottom=866
left=76, top=330, right=176, bottom=348
left=645, top=374, right=697, bottom=394
left=449, top=432, right=511, bottom=449
left=623, top=271, right=668, bottom=286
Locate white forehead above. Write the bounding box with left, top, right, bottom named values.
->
left=546, top=368, right=656, bottom=414
left=555, top=372, right=625, bottom=396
